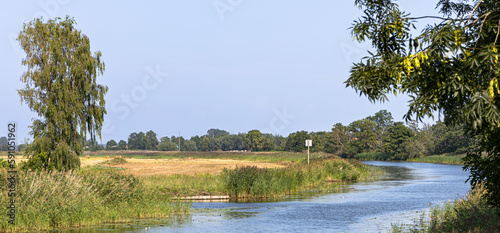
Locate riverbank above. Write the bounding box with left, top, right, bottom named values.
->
left=0, top=167, right=190, bottom=231
left=0, top=151, right=382, bottom=231
left=391, top=185, right=500, bottom=232
left=105, top=153, right=382, bottom=199
left=354, top=152, right=465, bottom=165
left=406, top=154, right=465, bottom=165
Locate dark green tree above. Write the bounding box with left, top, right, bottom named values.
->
left=200, top=136, right=210, bottom=152
left=117, top=140, right=127, bottom=150
left=128, top=132, right=146, bottom=150
left=430, top=122, right=472, bottom=155
left=106, top=140, right=118, bottom=150
left=284, top=131, right=309, bottom=152
left=145, top=130, right=159, bottom=150
left=245, top=130, right=272, bottom=151
left=347, top=0, right=500, bottom=206
left=209, top=137, right=223, bottom=151
left=347, top=119, right=378, bottom=156
left=383, top=122, right=414, bottom=159
left=207, top=128, right=230, bottom=138
left=263, top=134, right=286, bottom=151
left=190, top=136, right=201, bottom=151
left=324, top=123, right=351, bottom=155
left=157, top=141, right=177, bottom=151
left=310, top=134, right=324, bottom=153
left=18, top=16, right=107, bottom=170
left=183, top=140, right=198, bottom=151
left=367, top=110, right=394, bottom=134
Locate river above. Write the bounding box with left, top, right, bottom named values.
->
left=80, top=161, right=471, bottom=233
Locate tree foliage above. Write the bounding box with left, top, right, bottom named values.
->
left=18, top=16, right=107, bottom=171
left=347, top=0, right=500, bottom=206
left=383, top=122, right=415, bottom=159
left=128, top=132, right=146, bottom=150
left=347, top=119, right=378, bottom=155
left=245, top=130, right=272, bottom=152
left=324, top=123, right=351, bottom=155
left=284, top=131, right=309, bottom=152
left=200, top=136, right=210, bottom=152
left=145, top=130, right=159, bottom=150
left=106, top=140, right=118, bottom=150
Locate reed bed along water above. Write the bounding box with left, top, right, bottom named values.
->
left=142, top=173, right=226, bottom=197
left=407, top=154, right=465, bottom=165
left=0, top=168, right=189, bottom=231
left=353, top=152, right=465, bottom=165
left=137, top=156, right=381, bottom=199
left=390, top=185, right=500, bottom=232
left=221, top=157, right=379, bottom=199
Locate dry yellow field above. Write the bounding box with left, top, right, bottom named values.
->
left=80, top=157, right=284, bottom=177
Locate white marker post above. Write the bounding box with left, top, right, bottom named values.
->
left=305, top=140, right=312, bottom=164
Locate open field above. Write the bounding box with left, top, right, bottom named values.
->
left=82, top=150, right=326, bottom=163
left=81, top=156, right=285, bottom=176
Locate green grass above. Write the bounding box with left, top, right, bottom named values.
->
left=0, top=168, right=190, bottom=231
left=390, top=185, right=500, bottom=232
left=407, top=154, right=465, bottom=165
left=135, top=155, right=383, bottom=199
left=351, top=152, right=465, bottom=165
left=222, top=157, right=381, bottom=199
left=141, top=173, right=226, bottom=197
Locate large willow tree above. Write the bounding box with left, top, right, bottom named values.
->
left=18, top=16, right=107, bottom=171
left=346, top=0, right=500, bottom=206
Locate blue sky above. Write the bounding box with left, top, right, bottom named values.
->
left=1, top=1, right=440, bottom=143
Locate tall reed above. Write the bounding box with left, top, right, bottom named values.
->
left=0, top=168, right=189, bottom=231
left=407, top=154, right=465, bottom=165
left=222, top=158, right=380, bottom=198
left=390, top=185, right=500, bottom=232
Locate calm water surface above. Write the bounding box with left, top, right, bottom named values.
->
left=66, top=161, right=471, bottom=233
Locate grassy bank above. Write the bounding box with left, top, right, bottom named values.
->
left=391, top=185, right=500, bottom=232
left=407, top=154, right=465, bottom=165
left=352, top=152, right=465, bottom=165
left=0, top=167, right=189, bottom=231
left=222, top=157, right=378, bottom=198
left=142, top=173, right=226, bottom=197
left=134, top=155, right=382, bottom=199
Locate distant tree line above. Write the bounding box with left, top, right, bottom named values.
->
left=3, top=110, right=474, bottom=160
left=70, top=110, right=469, bottom=159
